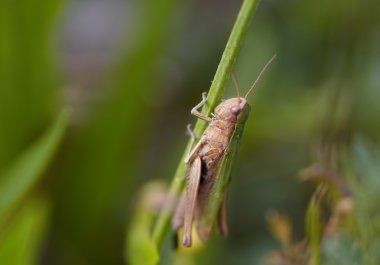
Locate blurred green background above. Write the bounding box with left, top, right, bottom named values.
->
left=0, top=0, right=379, bottom=264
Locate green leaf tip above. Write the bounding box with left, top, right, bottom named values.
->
left=0, top=109, right=70, bottom=225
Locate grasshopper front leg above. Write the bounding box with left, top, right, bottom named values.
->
left=184, top=92, right=211, bottom=163
left=191, top=92, right=212, bottom=122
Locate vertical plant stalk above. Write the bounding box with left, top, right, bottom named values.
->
left=306, top=185, right=326, bottom=265
left=152, top=0, right=261, bottom=249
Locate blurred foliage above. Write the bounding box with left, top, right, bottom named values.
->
left=0, top=0, right=61, bottom=168
left=0, top=195, right=50, bottom=265
left=126, top=182, right=166, bottom=265
left=0, top=0, right=380, bottom=264
left=0, top=110, right=68, bottom=224
left=262, top=139, right=380, bottom=265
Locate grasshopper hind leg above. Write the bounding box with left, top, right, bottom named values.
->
left=172, top=192, right=186, bottom=231
left=172, top=124, right=197, bottom=232
left=182, top=156, right=202, bottom=247
left=172, top=155, right=202, bottom=247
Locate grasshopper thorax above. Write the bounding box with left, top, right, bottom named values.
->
left=214, top=97, right=247, bottom=122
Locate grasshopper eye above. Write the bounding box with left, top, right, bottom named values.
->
left=231, top=106, right=241, bottom=115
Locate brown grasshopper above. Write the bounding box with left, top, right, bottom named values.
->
left=173, top=55, right=276, bottom=247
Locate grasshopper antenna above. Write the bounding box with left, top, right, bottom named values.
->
left=244, top=54, right=277, bottom=99
left=230, top=70, right=241, bottom=103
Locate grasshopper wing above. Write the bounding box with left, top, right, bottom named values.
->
left=182, top=155, right=202, bottom=247
left=196, top=148, right=233, bottom=242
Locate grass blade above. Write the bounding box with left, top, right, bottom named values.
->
left=306, top=185, right=326, bottom=265
left=152, top=0, right=261, bottom=249
left=0, top=195, right=51, bottom=265
left=126, top=182, right=166, bottom=265
left=0, top=109, right=69, bottom=225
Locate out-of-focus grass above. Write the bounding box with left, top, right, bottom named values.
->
left=0, top=0, right=61, bottom=169
left=0, top=195, right=50, bottom=265
left=51, top=1, right=183, bottom=264
left=263, top=139, right=380, bottom=265
left=0, top=110, right=69, bottom=226
left=126, top=182, right=167, bottom=265
left=0, top=1, right=65, bottom=265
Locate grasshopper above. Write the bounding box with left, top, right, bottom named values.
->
left=172, top=55, right=276, bottom=247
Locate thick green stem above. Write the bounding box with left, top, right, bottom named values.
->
left=152, top=0, right=261, bottom=249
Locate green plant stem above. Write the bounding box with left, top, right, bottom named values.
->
left=152, top=0, right=261, bottom=249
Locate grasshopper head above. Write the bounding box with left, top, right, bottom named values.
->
left=225, top=54, right=276, bottom=122
left=214, top=97, right=249, bottom=122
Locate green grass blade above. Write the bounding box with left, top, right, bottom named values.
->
left=126, top=183, right=166, bottom=265
left=54, top=2, right=182, bottom=262
left=0, top=109, right=69, bottom=224
left=152, top=0, right=261, bottom=249
left=193, top=0, right=260, bottom=136
left=306, top=185, right=326, bottom=265
left=0, top=0, right=61, bottom=168
left=0, top=195, right=50, bottom=265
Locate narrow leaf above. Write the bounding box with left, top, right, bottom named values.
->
left=0, top=195, right=51, bottom=265
left=305, top=185, right=326, bottom=265
left=0, top=109, right=69, bottom=224
left=152, top=0, right=261, bottom=249
left=126, top=182, right=166, bottom=265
